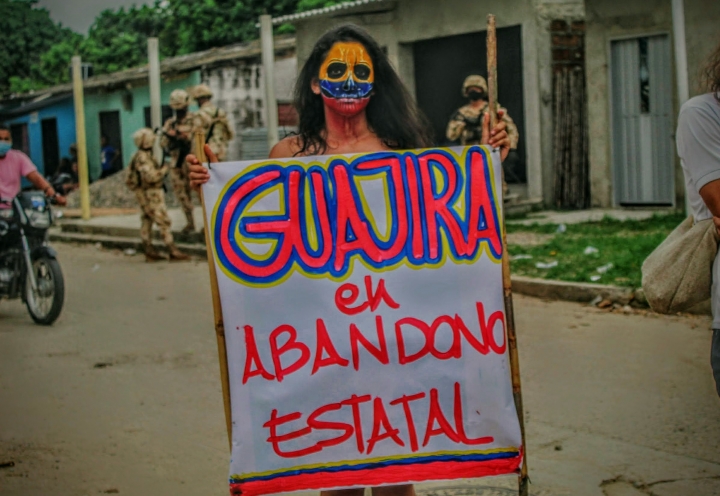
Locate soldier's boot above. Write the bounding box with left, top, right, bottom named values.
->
left=144, top=242, right=165, bottom=262
left=181, top=213, right=195, bottom=234
left=168, top=245, right=191, bottom=262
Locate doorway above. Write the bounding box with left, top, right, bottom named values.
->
left=412, top=25, right=526, bottom=183
left=610, top=35, right=674, bottom=206
left=41, top=118, right=59, bottom=178
left=99, top=111, right=123, bottom=176
left=10, top=123, right=29, bottom=155
left=144, top=105, right=173, bottom=129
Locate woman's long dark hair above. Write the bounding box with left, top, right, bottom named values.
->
left=294, top=24, right=432, bottom=155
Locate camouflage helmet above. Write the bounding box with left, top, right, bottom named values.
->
left=193, top=84, right=213, bottom=100
left=169, top=89, right=190, bottom=110
left=133, top=128, right=156, bottom=149
left=462, top=75, right=488, bottom=96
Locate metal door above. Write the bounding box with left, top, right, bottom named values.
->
left=413, top=26, right=526, bottom=183
left=41, top=118, right=59, bottom=178
left=99, top=110, right=124, bottom=172
left=611, top=35, right=674, bottom=206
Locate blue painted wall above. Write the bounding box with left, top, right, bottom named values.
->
left=5, top=70, right=201, bottom=181
left=5, top=97, right=75, bottom=177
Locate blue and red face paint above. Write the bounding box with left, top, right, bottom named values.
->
left=318, top=42, right=375, bottom=116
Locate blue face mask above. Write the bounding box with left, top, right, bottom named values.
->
left=0, top=142, right=12, bottom=157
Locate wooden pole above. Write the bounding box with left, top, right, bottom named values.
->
left=71, top=56, right=91, bottom=220
left=487, top=14, right=529, bottom=496
left=487, top=16, right=498, bottom=131
left=195, top=135, right=233, bottom=450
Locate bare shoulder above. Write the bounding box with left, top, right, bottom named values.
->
left=269, top=135, right=303, bottom=159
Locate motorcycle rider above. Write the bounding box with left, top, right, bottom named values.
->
left=0, top=123, right=66, bottom=207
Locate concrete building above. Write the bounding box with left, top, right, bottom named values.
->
left=585, top=0, right=720, bottom=207
left=273, top=0, right=719, bottom=209
left=199, top=43, right=297, bottom=161
left=0, top=36, right=298, bottom=179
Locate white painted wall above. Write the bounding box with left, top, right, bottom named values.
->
left=200, top=55, right=298, bottom=161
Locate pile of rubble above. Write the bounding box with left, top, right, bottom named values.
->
left=65, top=169, right=187, bottom=209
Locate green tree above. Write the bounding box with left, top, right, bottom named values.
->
left=0, top=0, right=74, bottom=93
left=296, top=0, right=338, bottom=11
left=160, top=0, right=301, bottom=55
left=81, top=3, right=168, bottom=74
left=2, top=0, right=355, bottom=95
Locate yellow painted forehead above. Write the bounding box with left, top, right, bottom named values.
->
left=320, top=41, right=374, bottom=81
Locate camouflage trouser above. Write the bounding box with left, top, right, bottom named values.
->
left=135, top=188, right=173, bottom=246
left=170, top=164, right=195, bottom=225
left=208, top=138, right=228, bottom=161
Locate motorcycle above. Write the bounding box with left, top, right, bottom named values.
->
left=0, top=191, right=64, bottom=325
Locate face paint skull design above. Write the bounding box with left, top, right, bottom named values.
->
left=318, top=41, right=374, bottom=116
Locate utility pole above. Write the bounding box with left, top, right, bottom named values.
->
left=671, top=0, right=690, bottom=213
left=148, top=38, right=163, bottom=163
left=671, top=0, right=690, bottom=106
left=71, top=56, right=91, bottom=220
left=260, top=14, right=279, bottom=150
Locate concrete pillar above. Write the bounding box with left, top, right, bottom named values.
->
left=148, top=38, right=163, bottom=163
left=522, top=19, right=544, bottom=202
left=671, top=0, right=690, bottom=106
left=260, top=15, right=279, bottom=150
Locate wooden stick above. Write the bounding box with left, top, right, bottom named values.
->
left=487, top=15, right=498, bottom=131
left=195, top=135, right=233, bottom=450
left=487, top=14, right=529, bottom=496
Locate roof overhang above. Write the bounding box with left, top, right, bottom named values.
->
left=2, top=36, right=296, bottom=104
left=271, top=0, right=394, bottom=25
left=0, top=92, right=72, bottom=119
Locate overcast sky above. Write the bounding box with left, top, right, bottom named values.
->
left=37, top=0, right=151, bottom=34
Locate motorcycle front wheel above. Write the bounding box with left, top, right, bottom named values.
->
left=25, top=256, right=65, bottom=325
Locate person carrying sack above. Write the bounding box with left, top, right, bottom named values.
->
left=673, top=41, right=720, bottom=396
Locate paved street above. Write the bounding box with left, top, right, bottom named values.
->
left=0, top=243, right=719, bottom=496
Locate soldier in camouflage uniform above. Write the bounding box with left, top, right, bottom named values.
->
left=127, top=128, right=190, bottom=262
left=446, top=75, right=519, bottom=149
left=161, top=89, right=196, bottom=233
left=192, top=84, right=234, bottom=161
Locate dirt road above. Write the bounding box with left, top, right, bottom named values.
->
left=0, top=243, right=718, bottom=496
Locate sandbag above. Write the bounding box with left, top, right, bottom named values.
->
left=642, top=216, right=719, bottom=314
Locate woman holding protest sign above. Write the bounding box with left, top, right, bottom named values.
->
left=187, top=23, right=511, bottom=496
left=188, top=24, right=510, bottom=179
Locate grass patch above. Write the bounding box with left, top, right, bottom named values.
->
left=507, top=212, right=687, bottom=287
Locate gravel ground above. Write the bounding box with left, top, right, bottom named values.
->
left=65, top=169, right=199, bottom=210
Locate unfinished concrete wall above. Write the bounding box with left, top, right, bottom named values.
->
left=201, top=53, right=297, bottom=161
left=585, top=0, right=674, bottom=207
left=684, top=0, right=720, bottom=96
left=535, top=0, right=585, bottom=204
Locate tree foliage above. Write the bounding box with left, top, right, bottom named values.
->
left=82, top=3, right=169, bottom=74
left=1, top=0, right=342, bottom=96
left=0, top=0, right=77, bottom=93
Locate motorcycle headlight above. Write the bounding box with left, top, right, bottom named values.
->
left=24, top=208, right=51, bottom=228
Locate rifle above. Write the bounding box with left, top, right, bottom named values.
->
left=161, top=121, right=191, bottom=168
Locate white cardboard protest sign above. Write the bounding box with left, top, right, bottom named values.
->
left=201, top=146, right=522, bottom=495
